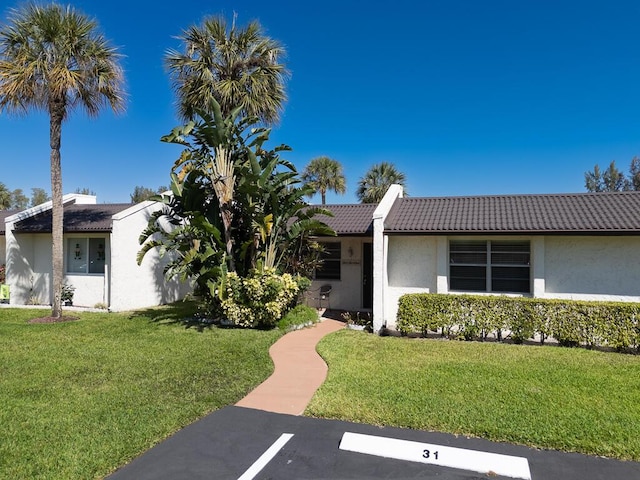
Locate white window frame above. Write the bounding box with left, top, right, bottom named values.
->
left=66, top=237, right=107, bottom=275
left=449, top=240, right=531, bottom=293
left=315, top=241, right=341, bottom=280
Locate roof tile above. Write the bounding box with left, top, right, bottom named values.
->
left=385, top=192, right=640, bottom=234
left=12, top=204, right=131, bottom=233
left=317, top=204, right=377, bottom=235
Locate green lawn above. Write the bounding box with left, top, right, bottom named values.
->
left=0, top=305, right=282, bottom=480
left=306, top=330, right=640, bottom=461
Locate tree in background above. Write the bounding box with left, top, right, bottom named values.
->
left=585, top=161, right=625, bottom=192
left=585, top=158, right=640, bottom=192
left=356, top=162, right=407, bottom=203
left=0, top=3, right=125, bottom=318
left=130, top=185, right=168, bottom=204
left=10, top=189, right=28, bottom=209
left=166, top=15, right=288, bottom=124
left=74, top=187, right=96, bottom=196
left=301, top=156, right=346, bottom=204
left=628, top=157, right=640, bottom=191
left=0, top=183, right=11, bottom=209
left=0, top=184, right=50, bottom=209
left=31, top=188, right=50, bottom=206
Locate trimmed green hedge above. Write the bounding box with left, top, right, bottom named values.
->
left=396, top=293, right=640, bottom=351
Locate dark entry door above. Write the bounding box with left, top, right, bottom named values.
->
left=362, top=243, right=373, bottom=309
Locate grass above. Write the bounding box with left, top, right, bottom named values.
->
left=0, top=304, right=282, bottom=479
left=306, top=330, right=640, bottom=461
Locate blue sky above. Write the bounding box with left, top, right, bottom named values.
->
left=2, top=0, right=640, bottom=204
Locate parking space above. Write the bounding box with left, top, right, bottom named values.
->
left=108, top=406, right=640, bottom=480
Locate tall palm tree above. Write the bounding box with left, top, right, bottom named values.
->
left=166, top=15, right=288, bottom=124
left=301, top=156, right=346, bottom=204
left=357, top=162, right=407, bottom=204
left=0, top=3, right=125, bottom=318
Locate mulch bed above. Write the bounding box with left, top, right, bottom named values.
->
left=28, top=316, right=79, bottom=324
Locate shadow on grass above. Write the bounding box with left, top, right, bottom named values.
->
left=127, top=300, right=220, bottom=332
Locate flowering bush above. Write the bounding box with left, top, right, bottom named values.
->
left=220, top=268, right=307, bottom=328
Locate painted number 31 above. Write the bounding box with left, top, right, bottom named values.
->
left=422, top=449, right=439, bottom=460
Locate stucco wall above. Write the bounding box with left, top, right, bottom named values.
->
left=307, top=238, right=368, bottom=311
left=5, top=229, right=35, bottom=304
left=384, top=236, right=438, bottom=326
left=381, top=234, right=640, bottom=330
left=544, top=236, right=640, bottom=301
left=109, top=202, right=191, bottom=311
left=6, top=232, right=109, bottom=306
left=64, top=235, right=109, bottom=307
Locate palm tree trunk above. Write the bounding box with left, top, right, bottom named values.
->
left=221, top=208, right=235, bottom=272
left=50, top=105, right=64, bottom=318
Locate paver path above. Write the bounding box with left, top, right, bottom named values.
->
left=236, top=316, right=344, bottom=415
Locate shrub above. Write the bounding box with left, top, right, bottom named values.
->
left=278, top=304, right=319, bottom=331
left=396, top=293, right=640, bottom=352
left=220, top=268, right=302, bottom=329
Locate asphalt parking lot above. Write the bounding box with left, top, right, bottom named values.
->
left=108, top=406, right=640, bottom=480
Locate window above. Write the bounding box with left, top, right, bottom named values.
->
left=67, top=238, right=106, bottom=274
left=449, top=240, right=530, bottom=293
left=315, top=242, right=341, bottom=280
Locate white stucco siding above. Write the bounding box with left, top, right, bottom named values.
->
left=307, top=238, right=365, bottom=311
left=31, top=235, right=52, bottom=304
left=63, top=234, right=109, bottom=307
left=65, top=274, right=106, bottom=307
left=544, top=235, right=640, bottom=301
left=5, top=233, right=52, bottom=305
left=387, top=236, right=437, bottom=288
left=384, top=236, right=438, bottom=328
left=109, top=202, right=191, bottom=311
left=5, top=230, right=35, bottom=304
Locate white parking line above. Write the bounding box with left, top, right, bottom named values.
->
left=340, top=432, right=532, bottom=480
left=237, top=433, right=294, bottom=480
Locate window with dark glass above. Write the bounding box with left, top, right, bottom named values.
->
left=449, top=240, right=530, bottom=293
left=66, top=238, right=106, bottom=274
left=315, top=242, right=341, bottom=280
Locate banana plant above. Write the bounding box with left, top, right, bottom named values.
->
left=138, top=96, right=335, bottom=312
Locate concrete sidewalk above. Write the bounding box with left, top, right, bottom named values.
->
left=235, top=315, right=344, bottom=415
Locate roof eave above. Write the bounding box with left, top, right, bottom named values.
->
left=384, top=229, right=640, bottom=236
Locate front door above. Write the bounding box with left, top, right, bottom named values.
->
left=362, top=243, right=373, bottom=309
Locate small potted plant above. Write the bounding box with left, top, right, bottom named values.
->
left=342, top=311, right=373, bottom=332
left=0, top=264, right=8, bottom=303
left=61, top=282, right=75, bottom=306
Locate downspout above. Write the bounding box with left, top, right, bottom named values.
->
left=105, top=233, right=112, bottom=310
left=372, top=184, right=404, bottom=333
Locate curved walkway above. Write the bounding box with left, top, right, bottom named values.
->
left=236, top=316, right=344, bottom=415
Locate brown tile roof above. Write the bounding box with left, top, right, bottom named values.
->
left=0, top=210, right=19, bottom=235
left=385, top=192, right=640, bottom=234
left=13, top=204, right=131, bottom=233
left=316, top=204, right=377, bottom=236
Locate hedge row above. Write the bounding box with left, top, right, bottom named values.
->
left=396, top=293, right=640, bottom=351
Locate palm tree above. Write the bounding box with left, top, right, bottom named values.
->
left=357, top=162, right=407, bottom=203
left=301, top=156, right=346, bottom=204
left=0, top=3, right=125, bottom=318
left=165, top=15, right=288, bottom=124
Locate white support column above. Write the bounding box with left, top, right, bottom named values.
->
left=372, top=184, right=404, bottom=333
left=531, top=236, right=545, bottom=297
left=435, top=236, right=449, bottom=293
